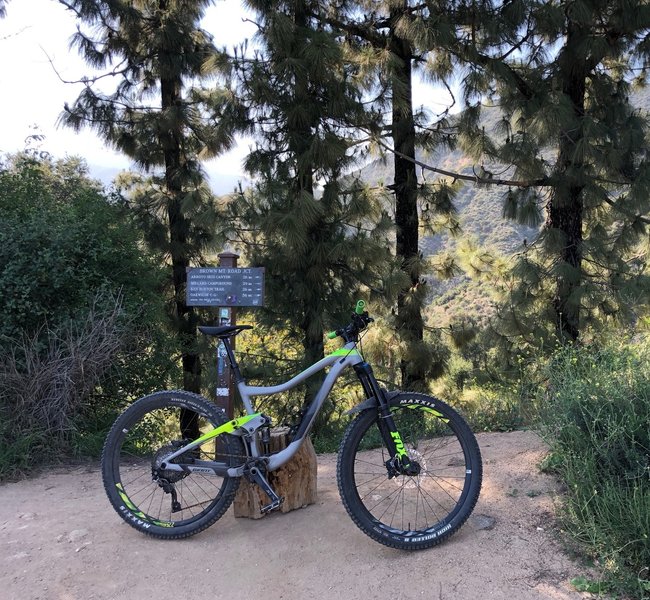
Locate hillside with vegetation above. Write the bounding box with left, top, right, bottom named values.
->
left=1, top=0, right=649, bottom=596
left=359, top=86, right=650, bottom=329
left=356, top=104, right=539, bottom=326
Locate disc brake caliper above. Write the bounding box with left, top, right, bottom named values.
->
left=385, top=455, right=421, bottom=478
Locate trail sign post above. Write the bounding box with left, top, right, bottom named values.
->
left=186, top=253, right=265, bottom=418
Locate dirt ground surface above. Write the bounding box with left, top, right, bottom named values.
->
left=0, top=430, right=594, bottom=600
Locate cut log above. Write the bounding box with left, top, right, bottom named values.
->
left=233, top=428, right=318, bottom=519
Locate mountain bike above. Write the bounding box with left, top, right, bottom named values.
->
left=101, top=301, right=482, bottom=550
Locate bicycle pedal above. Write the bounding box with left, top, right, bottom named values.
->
left=260, top=497, right=284, bottom=514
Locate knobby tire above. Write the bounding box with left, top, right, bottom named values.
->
left=337, top=392, right=482, bottom=550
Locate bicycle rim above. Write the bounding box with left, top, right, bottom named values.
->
left=339, top=395, right=481, bottom=548
left=104, top=397, right=239, bottom=531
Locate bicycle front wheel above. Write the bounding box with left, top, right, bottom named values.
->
left=102, top=390, right=246, bottom=539
left=337, top=392, right=482, bottom=550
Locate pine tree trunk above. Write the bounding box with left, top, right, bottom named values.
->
left=291, top=1, right=327, bottom=409
left=302, top=306, right=326, bottom=412
left=390, top=7, right=426, bottom=389
left=548, top=20, right=587, bottom=342
left=161, top=72, right=201, bottom=437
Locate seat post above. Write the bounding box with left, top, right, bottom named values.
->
left=221, top=336, right=244, bottom=385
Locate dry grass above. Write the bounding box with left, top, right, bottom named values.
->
left=0, top=293, right=129, bottom=476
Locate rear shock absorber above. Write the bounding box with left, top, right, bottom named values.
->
left=260, top=420, right=271, bottom=455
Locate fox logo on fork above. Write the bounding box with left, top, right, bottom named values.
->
left=390, top=430, right=407, bottom=457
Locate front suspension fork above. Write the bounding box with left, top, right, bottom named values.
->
left=353, top=362, right=409, bottom=464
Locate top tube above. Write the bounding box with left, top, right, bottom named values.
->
left=240, top=342, right=362, bottom=398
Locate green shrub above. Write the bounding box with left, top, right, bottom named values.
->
left=539, top=338, right=650, bottom=598
left=0, top=155, right=176, bottom=477
left=455, top=385, right=526, bottom=432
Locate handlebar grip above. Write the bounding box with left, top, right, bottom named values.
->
left=327, top=331, right=337, bottom=340
left=355, top=300, right=366, bottom=314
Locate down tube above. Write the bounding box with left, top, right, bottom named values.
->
left=266, top=354, right=360, bottom=471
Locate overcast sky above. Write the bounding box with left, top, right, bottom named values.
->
left=0, top=0, right=455, bottom=192
left=0, top=0, right=256, bottom=191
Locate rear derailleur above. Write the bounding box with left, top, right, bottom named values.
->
left=151, top=440, right=192, bottom=513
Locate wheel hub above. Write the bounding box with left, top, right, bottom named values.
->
left=386, top=447, right=427, bottom=488
left=152, top=443, right=187, bottom=484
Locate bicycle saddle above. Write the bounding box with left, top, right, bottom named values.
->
left=198, top=324, right=253, bottom=338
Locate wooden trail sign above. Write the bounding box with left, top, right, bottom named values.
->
left=186, top=267, right=265, bottom=307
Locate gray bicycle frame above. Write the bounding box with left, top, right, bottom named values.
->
left=240, top=342, right=362, bottom=471
left=160, top=342, right=363, bottom=477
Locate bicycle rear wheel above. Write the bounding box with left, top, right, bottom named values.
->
left=337, top=392, right=482, bottom=550
left=101, top=390, right=246, bottom=539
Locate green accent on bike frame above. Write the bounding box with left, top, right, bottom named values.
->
left=191, top=413, right=261, bottom=446
left=327, top=348, right=361, bottom=358
left=115, top=414, right=261, bottom=528
left=326, top=331, right=337, bottom=340
left=399, top=404, right=450, bottom=423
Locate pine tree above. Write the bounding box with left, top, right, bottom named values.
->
left=229, top=0, right=394, bottom=415
left=319, top=0, right=458, bottom=389
left=60, top=0, right=242, bottom=430
left=389, top=0, right=426, bottom=389
left=447, top=0, right=650, bottom=348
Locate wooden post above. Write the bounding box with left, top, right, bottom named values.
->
left=215, top=252, right=239, bottom=419
left=211, top=252, right=318, bottom=517
left=233, top=429, right=318, bottom=519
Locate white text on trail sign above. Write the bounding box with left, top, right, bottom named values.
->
left=186, top=267, right=265, bottom=307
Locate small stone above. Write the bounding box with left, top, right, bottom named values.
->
left=67, top=529, right=89, bottom=543
left=471, top=514, right=497, bottom=530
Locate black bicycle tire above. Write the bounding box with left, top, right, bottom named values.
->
left=337, top=392, right=482, bottom=550
left=101, top=390, right=244, bottom=539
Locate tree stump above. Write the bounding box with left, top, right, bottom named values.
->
left=233, top=428, right=318, bottom=519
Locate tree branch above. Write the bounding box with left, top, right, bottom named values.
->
left=602, top=195, right=650, bottom=225
left=369, top=134, right=546, bottom=188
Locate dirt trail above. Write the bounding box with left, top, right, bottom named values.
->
left=0, top=430, right=591, bottom=600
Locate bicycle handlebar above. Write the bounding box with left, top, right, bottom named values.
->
left=327, top=301, right=373, bottom=343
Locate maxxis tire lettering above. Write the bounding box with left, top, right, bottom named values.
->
left=101, top=390, right=244, bottom=540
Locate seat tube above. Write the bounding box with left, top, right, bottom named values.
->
left=221, top=338, right=244, bottom=384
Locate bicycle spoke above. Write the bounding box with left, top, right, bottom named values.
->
left=340, top=395, right=481, bottom=548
